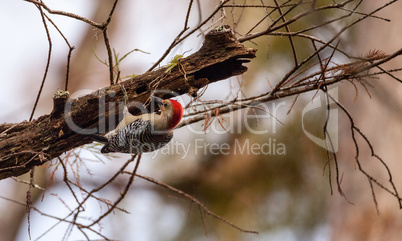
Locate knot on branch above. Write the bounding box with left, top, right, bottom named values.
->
left=201, top=25, right=239, bottom=49
left=51, top=89, right=70, bottom=118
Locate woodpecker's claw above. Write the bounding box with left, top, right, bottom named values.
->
left=151, top=96, right=164, bottom=106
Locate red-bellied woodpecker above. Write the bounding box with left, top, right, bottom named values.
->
left=97, top=96, right=183, bottom=154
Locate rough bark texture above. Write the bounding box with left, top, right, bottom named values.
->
left=0, top=26, right=256, bottom=180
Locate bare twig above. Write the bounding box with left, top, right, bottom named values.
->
left=103, top=29, right=115, bottom=85
left=86, top=154, right=141, bottom=228
left=29, top=5, right=52, bottom=121
left=147, top=0, right=195, bottom=72
left=328, top=94, right=402, bottom=208
left=23, top=0, right=119, bottom=29
left=273, top=0, right=298, bottom=66
left=41, top=13, right=75, bottom=91
left=134, top=173, right=258, bottom=234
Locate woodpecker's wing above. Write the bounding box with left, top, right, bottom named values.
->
left=101, top=119, right=173, bottom=154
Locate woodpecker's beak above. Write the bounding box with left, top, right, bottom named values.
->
left=151, top=96, right=164, bottom=106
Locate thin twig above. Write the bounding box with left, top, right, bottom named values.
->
left=328, top=94, right=402, bottom=208
left=103, top=29, right=115, bottom=85
left=147, top=0, right=195, bottom=72
left=134, top=174, right=258, bottom=234
left=238, top=0, right=354, bottom=42
left=29, top=5, right=52, bottom=121
left=42, top=13, right=75, bottom=91
left=86, top=154, right=141, bottom=228
left=23, top=0, right=98, bottom=26
left=273, top=0, right=298, bottom=66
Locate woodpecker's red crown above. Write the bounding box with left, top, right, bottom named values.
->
left=163, top=99, right=183, bottom=130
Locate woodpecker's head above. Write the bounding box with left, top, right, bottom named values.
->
left=152, top=96, right=183, bottom=130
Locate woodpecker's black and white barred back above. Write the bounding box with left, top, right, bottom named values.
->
left=100, top=119, right=173, bottom=153
left=99, top=96, right=183, bottom=154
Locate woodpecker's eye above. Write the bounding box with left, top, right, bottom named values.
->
left=163, top=102, right=168, bottom=107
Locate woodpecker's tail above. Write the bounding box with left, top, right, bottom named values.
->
left=84, top=134, right=109, bottom=143
left=100, top=143, right=112, bottom=153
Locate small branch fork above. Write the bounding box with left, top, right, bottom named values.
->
left=328, top=94, right=402, bottom=210
left=44, top=154, right=140, bottom=240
